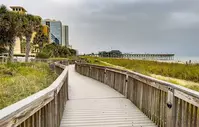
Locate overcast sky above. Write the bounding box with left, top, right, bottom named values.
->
left=2, top=0, right=199, bottom=56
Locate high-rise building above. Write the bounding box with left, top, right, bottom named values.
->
left=62, top=25, right=69, bottom=47
left=42, top=19, right=62, bottom=45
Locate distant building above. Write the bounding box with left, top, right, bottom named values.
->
left=42, top=19, right=62, bottom=45
left=10, top=6, right=27, bottom=14
left=62, top=25, right=69, bottom=47
left=10, top=6, right=26, bottom=55
left=10, top=6, right=49, bottom=55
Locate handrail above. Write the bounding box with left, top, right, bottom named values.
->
left=75, top=63, right=199, bottom=127
left=76, top=63, right=199, bottom=98
left=0, top=62, right=68, bottom=127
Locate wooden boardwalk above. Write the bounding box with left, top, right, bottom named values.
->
left=60, top=65, right=156, bottom=127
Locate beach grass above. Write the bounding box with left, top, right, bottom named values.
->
left=83, top=56, right=199, bottom=91
left=0, top=62, right=57, bottom=109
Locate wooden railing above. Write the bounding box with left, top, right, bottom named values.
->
left=75, top=63, right=199, bottom=127
left=0, top=62, right=68, bottom=127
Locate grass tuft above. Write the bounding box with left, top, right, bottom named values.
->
left=0, top=62, right=57, bottom=109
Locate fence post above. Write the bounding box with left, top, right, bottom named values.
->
left=139, top=82, right=144, bottom=109
left=166, top=87, right=176, bottom=127
left=104, top=68, right=107, bottom=84
left=124, top=73, right=128, bottom=98
left=54, top=91, right=58, bottom=127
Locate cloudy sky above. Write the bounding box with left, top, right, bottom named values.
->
left=2, top=0, right=199, bottom=56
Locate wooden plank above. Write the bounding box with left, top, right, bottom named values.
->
left=41, top=108, right=44, bottom=127
left=190, top=104, right=194, bottom=127
left=187, top=103, right=191, bottom=127
left=129, top=74, right=168, bottom=92
left=174, top=89, right=199, bottom=107
left=31, top=114, right=35, bottom=127
left=124, top=74, right=128, bottom=98
left=106, top=68, right=127, bottom=75
left=181, top=100, right=185, bottom=127
left=166, top=88, right=175, bottom=127
left=185, top=102, right=188, bottom=127
left=60, top=99, right=157, bottom=127
left=196, top=107, right=199, bottom=127
left=148, top=85, right=152, bottom=121
left=175, top=98, right=180, bottom=127
left=139, top=82, right=144, bottom=110
left=160, top=90, right=163, bottom=127
left=38, top=110, right=41, bottom=127
left=156, top=89, right=160, bottom=125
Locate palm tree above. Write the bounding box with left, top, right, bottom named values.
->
left=23, top=14, right=41, bottom=62
left=0, top=5, right=10, bottom=54
left=0, top=5, right=7, bottom=17
left=0, top=5, right=9, bottom=48
left=33, top=25, right=49, bottom=52
left=0, top=5, right=23, bottom=62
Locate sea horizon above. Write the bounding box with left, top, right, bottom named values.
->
left=174, top=56, right=199, bottom=63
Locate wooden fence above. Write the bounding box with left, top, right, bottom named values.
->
left=75, top=63, right=199, bottom=127
left=0, top=62, right=68, bottom=127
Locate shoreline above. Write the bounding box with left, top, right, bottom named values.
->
left=125, top=58, right=199, bottom=64
left=157, top=59, right=199, bottom=64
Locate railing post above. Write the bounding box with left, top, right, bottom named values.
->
left=139, top=82, right=144, bottom=109
left=104, top=68, right=107, bottom=84
left=66, top=72, right=69, bottom=100
left=89, top=66, right=91, bottom=77
left=124, top=73, right=128, bottom=98
left=54, top=91, right=58, bottom=127
left=166, top=87, right=176, bottom=127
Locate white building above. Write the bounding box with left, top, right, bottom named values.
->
left=62, top=25, right=69, bottom=47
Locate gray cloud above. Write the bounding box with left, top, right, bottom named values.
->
left=1, top=0, right=199, bottom=56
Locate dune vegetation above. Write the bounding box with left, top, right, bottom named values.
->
left=83, top=56, right=199, bottom=91
left=0, top=62, right=57, bottom=109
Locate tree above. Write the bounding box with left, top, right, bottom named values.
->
left=44, top=43, right=71, bottom=57
left=0, top=5, right=23, bottom=62
left=36, top=43, right=77, bottom=58
left=98, top=50, right=122, bottom=57
left=69, top=48, right=77, bottom=56
left=0, top=47, right=7, bottom=53
left=0, top=5, right=7, bottom=14
left=33, top=25, right=49, bottom=51
left=0, top=5, right=9, bottom=48
left=23, top=14, right=41, bottom=62
left=99, top=51, right=108, bottom=57
left=109, top=50, right=122, bottom=58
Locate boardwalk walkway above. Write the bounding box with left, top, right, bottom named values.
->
left=60, top=65, right=156, bottom=127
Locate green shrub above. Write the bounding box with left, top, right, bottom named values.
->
left=13, top=54, right=36, bottom=57
left=0, top=47, right=7, bottom=53
left=40, top=43, right=74, bottom=58
left=36, top=52, right=50, bottom=59
left=49, top=58, right=68, bottom=60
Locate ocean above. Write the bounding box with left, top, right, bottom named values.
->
left=174, top=56, right=199, bottom=63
